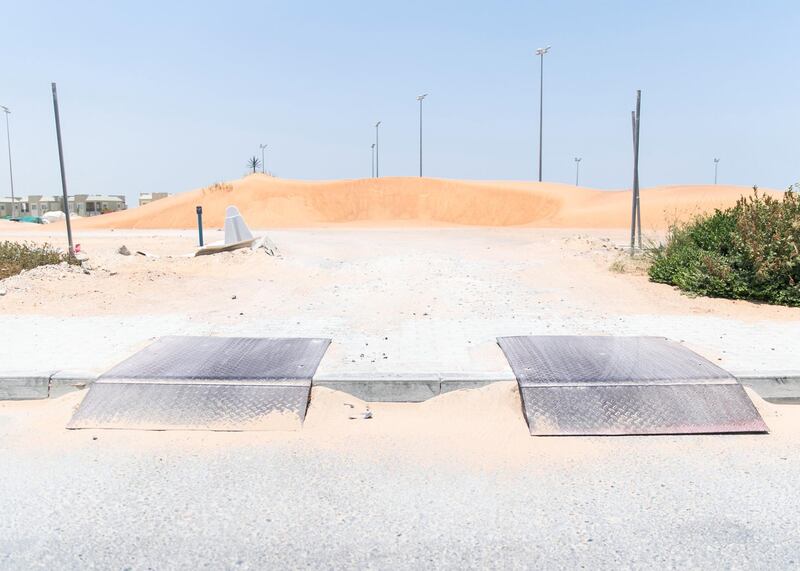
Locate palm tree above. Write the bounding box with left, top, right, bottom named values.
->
left=247, top=156, right=262, bottom=173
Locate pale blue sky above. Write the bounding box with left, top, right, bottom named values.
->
left=1, top=0, right=798, bottom=204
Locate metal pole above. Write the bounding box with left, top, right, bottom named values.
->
left=635, top=92, right=642, bottom=250
left=714, top=158, right=719, bottom=184
left=260, top=144, right=266, bottom=173
left=375, top=121, right=381, bottom=178
left=630, top=110, right=637, bottom=254
left=419, top=98, right=423, bottom=176
left=1, top=107, right=14, bottom=218
left=629, top=90, right=642, bottom=254
left=538, top=53, right=544, bottom=182
left=574, top=157, right=581, bottom=186
left=371, top=144, right=375, bottom=178
left=417, top=94, right=427, bottom=177
left=51, top=83, right=74, bottom=256
left=196, top=206, right=204, bottom=246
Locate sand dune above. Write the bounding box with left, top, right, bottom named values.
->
left=73, top=175, right=782, bottom=230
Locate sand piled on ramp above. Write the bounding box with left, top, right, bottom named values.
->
left=3, top=383, right=794, bottom=470
left=70, top=175, right=782, bottom=230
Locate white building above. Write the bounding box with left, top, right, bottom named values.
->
left=139, top=192, right=170, bottom=206
left=0, top=196, right=27, bottom=218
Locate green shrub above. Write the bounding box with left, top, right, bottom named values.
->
left=0, top=241, right=78, bottom=280
left=649, top=189, right=800, bottom=306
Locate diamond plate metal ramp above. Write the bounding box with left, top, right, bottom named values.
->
left=68, top=336, right=330, bottom=431
left=497, top=336, right=768, bottom=436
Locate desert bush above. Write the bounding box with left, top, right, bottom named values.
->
left=649, top=189, right=800, bottom=306
left=202, top=182, right=233, bottom=195
left=0, top=241, right=78, bottom=280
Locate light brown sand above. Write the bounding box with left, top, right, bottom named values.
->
left=1, top=383, right=795, bottom=470
left=51, top=175, right=782, bottom=230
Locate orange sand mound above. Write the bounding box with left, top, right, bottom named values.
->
left=73, top=175, right=783, bottom=230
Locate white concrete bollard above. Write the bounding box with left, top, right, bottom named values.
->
left=224, top=205, right=254, bottom=245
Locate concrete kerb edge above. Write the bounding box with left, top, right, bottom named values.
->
left=1, top=370, right=800, bottom=402
left=0, top=370, right=100, bottom=400
left=733, top=371, right=800, bottom=403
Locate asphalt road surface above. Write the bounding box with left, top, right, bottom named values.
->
left=1, top=390, right=799, bottom=570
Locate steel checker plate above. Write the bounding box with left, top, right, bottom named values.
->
left=68, top=336, right=329, bottom=431
left=68, top=382, right=310, bottom=431
left=99, top=336, right=331, bottom=383
left=520, top=384, right=768, bottom=435
left=498, top=336, right=733, bottom=387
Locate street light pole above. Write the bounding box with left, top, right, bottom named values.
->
left=536, top=46, right=551, bottom=182
left=259, top=144, right=267, bottom=174
left=574, top=157, right=582, bottom=186
left=371, top=143, right=375, bottom=178
left=416, top=94, right=427, bottom=177
left=375, top=121, right=381, bottom=178
left=0, top=105, right=15, bottom=218
left=713, top=158, right=720, bottom=185
left=51, top=83, right=74, bottom=256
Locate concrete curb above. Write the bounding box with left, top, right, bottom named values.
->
left=733, top=371, right=800, bottom=404
left=313, top=371, right=517, bottom=402
left=1, top=370, right=799, bottom=403
left=0, top=371, right=55, bottom=400
left=0, top=370, right=99, bottom=400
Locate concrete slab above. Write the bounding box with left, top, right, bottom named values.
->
left=0, top=371, right=53, bottom=400
left=735, top=371, right=800, bottom=404
left=49, top=370, right=100, bottom=398
left=313, top=372, right=440, bottom=402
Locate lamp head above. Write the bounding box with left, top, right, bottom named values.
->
left=535, top=46, right=551, bottom=56
left=416, top=93, right=428, bottom=101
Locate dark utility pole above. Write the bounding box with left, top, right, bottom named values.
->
left=51, top=83, right=74, bottom=256
left=374, top=121, right=381, bottom=177
left=417, top=94, right=427, bottom=177
left=630, top=90, right=642, bottom=255
left=536, top=46, right=551, bottom=182
left=0, top=106, right=14, bottom=218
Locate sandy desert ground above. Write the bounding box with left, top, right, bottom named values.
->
left=0, top=225, right=797, bottom=376
left=2, top=180, right=799, bottom=569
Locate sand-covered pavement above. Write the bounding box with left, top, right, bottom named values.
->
left=0, top=226, right=798, bottom=377
left=1, top=383, right=799, bottom=568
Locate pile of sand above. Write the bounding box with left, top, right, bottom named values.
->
left=70, top=175, right=782, bottom=230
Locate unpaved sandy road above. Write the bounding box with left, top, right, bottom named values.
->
left=1, top=227, right=798, bottom=375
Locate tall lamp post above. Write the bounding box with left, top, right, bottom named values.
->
left=371, top=143, right=375, bottom=178
left=374, top=121, right=381, bottom=177
left=535, top=46, right=551, bottom=182
left=416, top=93, right=427, bottom=177
left=574, top=157, right=582, bottom=186
left=259, top=144, right=267, bottom=174
left=713, top=158, right=720, bottom=185
left=0, top=105, right=15, bottom=218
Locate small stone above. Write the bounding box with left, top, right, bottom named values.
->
left=231, top=295, right=237, bottom=300
left=117, top=245, right=131, bottom=256
left=0, top=287, right=6, bottom=296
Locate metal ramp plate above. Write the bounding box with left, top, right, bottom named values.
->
left=497, top=336, right=768, bottom=436
left=68, top=336, right=330, bottom=431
